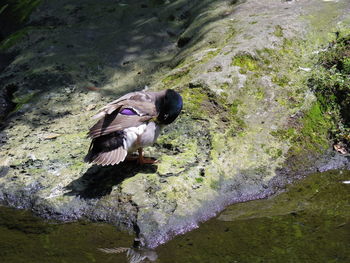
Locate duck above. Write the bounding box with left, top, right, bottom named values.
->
left=84, top=89, right=183, bottom=166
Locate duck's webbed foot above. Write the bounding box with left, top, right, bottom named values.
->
left=137, top=148, right=158, bottom=165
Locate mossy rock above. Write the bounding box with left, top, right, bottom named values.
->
left=309, top=34, right=350, bottom=148
left=0, top=0, right=350, bottom=249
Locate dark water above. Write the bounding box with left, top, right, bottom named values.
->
left=1, top=170, right=350, bottom=263
left=0, top=206, right=133, bottom=263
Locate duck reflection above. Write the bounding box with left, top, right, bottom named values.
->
left=98, top=240, right=158, bottom=263
left=126, top=247, right=158, bottom=263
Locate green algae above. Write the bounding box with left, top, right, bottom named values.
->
left=209, top=179, right=220, bottom=190
left=265, top=147, right=283, bottom=160
left=207, top=65, right=222, bottom=73
left=69, top=160, right=87, bottom=173
left=304, top=1, right=343, bottom=45
left=273, top=25, right=284, bottom=38
left=246, top=34, right=335, bottom=158
left=162, top=67, right=191, bottom=86
left=309, top=34, right=350, bottom=148
left=271, top=73, right=290, bottom=87
left=254, top=87, right=265, bottom=100
left=11, top=91, right=37, bottom=112
left=268, top=32, right=350, bottom=158
left=181, top=87, right=209, bottom=119
left=200, top=49, right=221, bottom=65
left=157, top=140, right=198, bottom=176
left=231, top=53, right=260, bottom=74
left=272, top=101, right=331, bottom=157
left=195, top=177, right=203, bottom=183
left=299, top=102, right=331, bottom=150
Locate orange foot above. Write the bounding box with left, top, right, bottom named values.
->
left=125, top=148, right=158, bottom=165
left=138, top=147, right=158, bottom=165
left=138, top=156, right=158, bottom=165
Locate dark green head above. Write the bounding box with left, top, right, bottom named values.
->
left=157, top=89, right=183, bottom=125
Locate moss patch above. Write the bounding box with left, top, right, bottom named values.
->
left=231, top=53, right=260, bottom=74
left=299, top=102, right=331, bottom=149
left=181, top=87, right=209, bottom=119
left=157, top=140, right=198, bottom=176
left=273, top=25, right=284, bottom=38
left=162, top=67, right=191, bottom=86
left=309, top=34, right=350, bottom=149
left=12, top=91, right=37, bottom=112
left=272, top=101, right=331, bottom=156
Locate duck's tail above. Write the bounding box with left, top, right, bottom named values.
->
left=84, top=132, right=127, bottom=166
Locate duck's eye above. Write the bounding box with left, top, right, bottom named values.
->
left=120, top=108, right=138, bottom=115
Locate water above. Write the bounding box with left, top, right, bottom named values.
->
left=0, top=207, right=133, bottom=263
left=1, top=170, right=349, bottom=263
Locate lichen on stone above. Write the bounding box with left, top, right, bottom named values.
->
left=0, top=0, right=350, bottom=250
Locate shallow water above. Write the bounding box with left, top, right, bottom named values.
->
left=1, top=170, right=350, bottom=263
left=0, top=207, right=133, bottom=263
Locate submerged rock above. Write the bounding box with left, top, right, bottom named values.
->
left=0, top=0, right=350, bottom=248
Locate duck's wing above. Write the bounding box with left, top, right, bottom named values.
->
left=85, top=145, right=128, bottom=166
left=93, top=91, right=155, bottom=120
left=88, top=98, right=158, bottom=139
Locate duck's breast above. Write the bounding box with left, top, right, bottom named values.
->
left=123, top=122, right=160, bottom=152
left=139, top=122, right=161, bottom=147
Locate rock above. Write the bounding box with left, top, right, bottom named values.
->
left=42, top=133, right=62, bottom=140
left=0, top=84, right=16, bottom=123
left=0, top=0, right=350, bottom=249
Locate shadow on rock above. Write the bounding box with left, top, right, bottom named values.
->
left=64, top=162, right=157, bottom=199
left=0, top=165, right=9, bottom=177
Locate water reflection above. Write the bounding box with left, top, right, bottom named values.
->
left=0, top=205, right=134, bottom=263
left=126, top=247, right=157, bottom=263
left=99, top=242, right=158, bottom=263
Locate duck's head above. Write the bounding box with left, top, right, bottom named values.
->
left=157, top=89, right=183, bottom=125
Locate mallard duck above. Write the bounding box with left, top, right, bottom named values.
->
left=84, top=89, right=182, bottom=166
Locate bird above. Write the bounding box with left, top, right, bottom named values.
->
left=84, top=89, right=183, bottom=166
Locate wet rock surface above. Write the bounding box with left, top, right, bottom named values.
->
left=156, top=170, right=350, bottom=262
left=0, top=0, right=350, bottom=248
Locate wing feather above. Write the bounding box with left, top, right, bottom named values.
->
left=89, top=115, right=154, bottom=139
left=110, top=149, right=118, bottom=165
left=100, top=153, right=108, bottom=165
left=105, top=150, right=113, bottom=166
left=120, top=148, right=127, bottom=163
left=88, top=101, right=157, bottom=139
left=93, top=154, right=103, bottom=165
left=102, top=152, right=109, bottom=166
left=113, top=147, right=127, bottom=165
left=93, top=91, right=156, bottom=119
left=113, top=148, right=120, bottom=166
left=111, top=149, right=118, bottom=165
left=91, top=147, right=128, bottom=166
